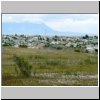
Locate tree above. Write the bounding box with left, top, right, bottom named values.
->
left=53, top=35, right=58, bottom=41
left=83, top=34, right=89, bottom=39
left=20, top=34, right=25, bottom=37
left=46, top=37, right=50, bottom=42
left=95, top=49, right=98, bottom=53
left=38, top=35, right=42, bottom=40
left=15, top=34, right=18, bottom=36
left=13, top=55, right=32, bottom=77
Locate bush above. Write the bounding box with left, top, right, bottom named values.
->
left=13, top=55, right=32, bottom=77
left=95, top=49, right=98, bottom=53
left=45, top=43, right=50, bottom=47
left=19, top=44, right=27, bottom=48
left=85, top=50, right=89, bottom=53
left=74, top=48, right=81, bottom=52
left=51, top=44, right=63, bottom=50
left=3, top=43, right=12, bottom=47
left=56, top=46, right=63, bottom=50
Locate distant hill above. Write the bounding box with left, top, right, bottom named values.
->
left=2, top=22, right=90, bottom=36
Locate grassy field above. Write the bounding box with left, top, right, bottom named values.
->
left=2, top=47, right=98, bottom=86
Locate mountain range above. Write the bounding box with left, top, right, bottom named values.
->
left=2, top=22, right=93, bottom=36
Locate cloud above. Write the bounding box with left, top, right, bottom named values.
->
left=2, top=14, right=47, bottom=23
left=44, top=17, right=98, bottom=34
left=2, top=14, right=98, bottom=34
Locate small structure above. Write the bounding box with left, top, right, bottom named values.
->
left=14, top=44, right=19, bottom=48
left=50, top=41, right=60, bottom=45
left=36, top=43, right=45, bottom=49
left=86, top=45, right=95, bottom=53
left=65, top=42, right=72, bottom=47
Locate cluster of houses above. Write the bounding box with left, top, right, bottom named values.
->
left=2, top=34, right=98, bottom=53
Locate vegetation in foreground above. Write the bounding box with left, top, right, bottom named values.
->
left=2, top=47, right=98, bottom=86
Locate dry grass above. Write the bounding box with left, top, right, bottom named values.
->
left=2, top=47, right=98, bottom=86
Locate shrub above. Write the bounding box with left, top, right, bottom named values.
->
left=19, top=44, right=27, bottom=48
left=56, top=46, right=63, bottom=50
left=85, top=50, right=89, bottom=53
left=13, top=55, right=32, bottom=77
left=3, top=43, right=12, bottom=47
left=45, top=43, right=50, bottom=47
left=51, top=44, right=63, bottom=50
left=95, top=49, right=98, bottom=53
left=74, top=48, right=80, bottom=52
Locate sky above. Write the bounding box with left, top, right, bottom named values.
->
left=2, top=14, right=98, bottom=36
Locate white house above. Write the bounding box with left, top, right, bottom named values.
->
left=14, top=44, right=19, bottom=48
left=65, top=42, right=72, bottom=47
left=50, top=41, right=60, bottom=45
left=86, top=45, right=95, bottom=53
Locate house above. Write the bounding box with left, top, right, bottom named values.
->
left=50, top=41, right=60, bottom=45
left=27, top=42, right=36, bottom=48
left=86, top=45, right=95, bottom=53
left=36, top=43, right=45, bottom=49
left=72, top=43, right=77, bottom=47
left=65, top=42, right=72, bottom=47
left=33, top=36, right=38, bottom=41
left=94, top=45, right=98, bottom=49
left=14, top=44, right=19, bottom=48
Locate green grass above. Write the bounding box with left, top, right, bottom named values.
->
left=2, top=47, right=98, bottom=86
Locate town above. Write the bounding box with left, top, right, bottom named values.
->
left=2, top=34, right=98, bottom=53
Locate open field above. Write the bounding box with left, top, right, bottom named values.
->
left=2, top=47, right=98, bottom=86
